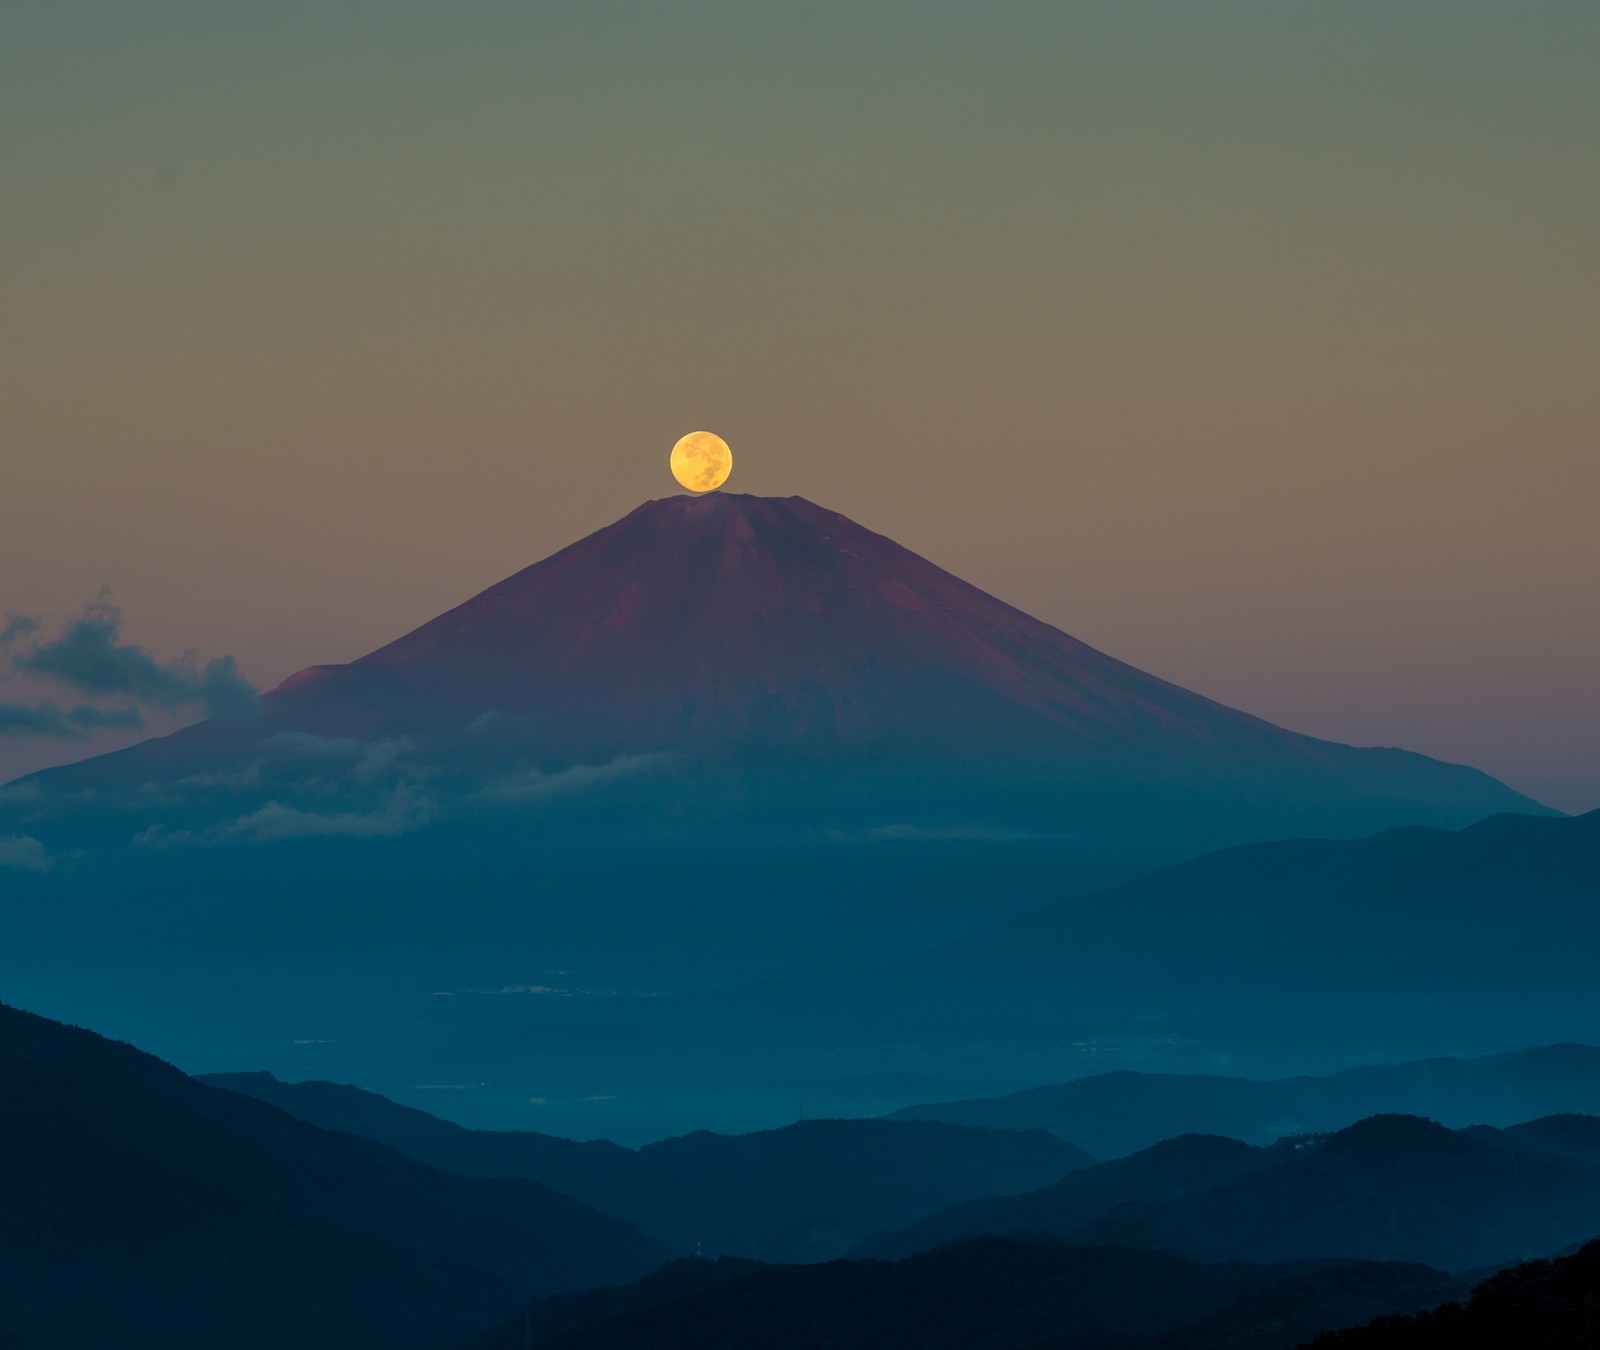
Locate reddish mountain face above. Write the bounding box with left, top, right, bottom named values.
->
left=272, top=493, right=1303, bottom=759
left=10, top=493, right=1548, bottom=846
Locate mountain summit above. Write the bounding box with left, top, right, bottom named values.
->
left=8, top=493, right=1547, bottom=849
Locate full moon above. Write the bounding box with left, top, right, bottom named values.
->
left=670, top=430, right=733, bottom=493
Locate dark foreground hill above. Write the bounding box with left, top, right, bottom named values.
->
left=0, top=1002, right=668, bottom=1350
left=202, top=1070, right=1090, bottom=1261
left=1075, top=1114, right=1600, bottom=1271
left=887, top=1043, right=1600, bottom=1158
left=859, top=1114, right=1600, bottom=1270
left=855, top=1133, right=1270, bottom=1260
left=466, top=1240, right=1461, bottom=1350
left=1307, top=1238, right=1600, bottom=1348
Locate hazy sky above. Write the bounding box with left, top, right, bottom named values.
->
left=3, top=2, right=1597, bottom=810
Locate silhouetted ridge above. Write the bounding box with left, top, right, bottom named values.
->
left=853, top=1133, right=1267, bottom=1261
left=467, top=1236, right=1462, bottom=1350
left=1071, top=1112, right=1600, bottom=1270
left=857, top=1111, right=1600, bottom=1271
left=1307, top=1238, right=1600, bottom=1347
left=888, top=1042, right=1600, bottom=1159
left=201, top=1071, right=1091, bottom=1262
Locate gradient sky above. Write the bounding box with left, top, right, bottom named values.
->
left=3, top=1, right=1597, bottom=810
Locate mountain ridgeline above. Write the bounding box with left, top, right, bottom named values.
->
left=463, top=1113, right=1600, bottom=1350
left=886, top=1043, right=1600, bottom=1158
left=858, top=1112, right=1600, bottom=1272
left=469, top=1241, right=1464, bottom=1350
left=203, top=1054, right=1600, bottom=1277
left=200, top=1070, right=1091, bottom=1262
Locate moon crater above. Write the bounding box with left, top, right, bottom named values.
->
left=670, top=431, right=732, bottom=493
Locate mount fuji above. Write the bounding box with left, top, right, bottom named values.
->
left=4, top=493, right=1546, bottom=855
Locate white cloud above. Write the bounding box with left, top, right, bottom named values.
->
left=0, top=835, right=51, bottom=871
left=265, top=731, right=364, bottom=758
left=138, top=762, right=263, bottom=797
left=479, top=752, right=674, bottom=801
left=220, top=786, right=433, bottom=842
left=173, top=762, right=263, bottom=791
left=263, top=732, right=415, bottom=784
left=131, top=824, right=194, bottom=850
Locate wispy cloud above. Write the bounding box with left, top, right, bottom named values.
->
left=0, top=700, right=144, bottom=739
left=171, top=763, right=264, bottom=792
left=136, top=762, right=264, bottom=800
left=479, top=752, right=674, bottom=800
left=129, top=824, right=193, bottom=851
left=0, top=835, right=51, bottom=871
left=137, top=785, right=435, bottom=849
left=0, top=614, right=40, bottom=647
left=10, top=597, right=259, bottom=719
left=263, top=732, right=414, bottom=784
left=221, top=786, right=434, bottom=842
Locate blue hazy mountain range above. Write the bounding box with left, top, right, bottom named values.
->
left=200, top=1069, right=1090, bottom=1263
left=12, top=996, right=1600, bottom=1350
left=202, top=1047, right=1600, bottom=1269
left=435, top=1102, right=1600, bottom=1346
left=464, top=1114, right=1600, bottom=1348
left=885, top=1043, right=1600, bottom=1158
left=1, top=808, right=1594, bottom=1143
left=855, top=1112, right=1600, bottom=1268
left=670, top=810, right=1600, bottom=1123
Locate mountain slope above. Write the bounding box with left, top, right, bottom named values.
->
left=886, top=1044, right=1600, bottom=1159
left=201, top=1071, right=1091, bottom=1261
left=0, top=1002, right=669, bottom=1350
left=465, top=1240, right=1460, bottom=1350
left=1306, top=1237, right=1600, bottom=1347
left=853, top=1133, right=1269, bottom=1260
left=1074, top=1114, right=1600, bottom=1271
left=858, top=1114, right=1600, bottom=1270
left=7, top=493, right=1545, bottom=851
left=850, top=809, right=1600, bottom=1031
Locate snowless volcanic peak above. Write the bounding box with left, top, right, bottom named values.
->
left=10, top=493, right=1551, bottom=846
left=282, top=492, right=1310, bottom=757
